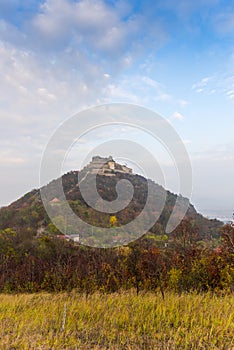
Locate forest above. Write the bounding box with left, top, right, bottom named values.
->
left=0, top=219, right=233, bottom=294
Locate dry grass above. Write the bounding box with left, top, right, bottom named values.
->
left=0, top=291, right=233, bottom=349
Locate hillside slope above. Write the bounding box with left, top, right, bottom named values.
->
left=0, top=164, right=222, bottom=245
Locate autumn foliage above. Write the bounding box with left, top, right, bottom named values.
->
left=0, top=220, right=233, bottom=294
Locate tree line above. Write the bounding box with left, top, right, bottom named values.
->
left=0, top=219, right=233, bottom=295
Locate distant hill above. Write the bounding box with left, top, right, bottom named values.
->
left=0, top=157, right=222, bottom=245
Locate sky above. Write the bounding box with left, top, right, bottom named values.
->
left=0, top=0, right=233, bottom=217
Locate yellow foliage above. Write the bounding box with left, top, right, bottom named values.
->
left=109, top=215, right=117, bottom=227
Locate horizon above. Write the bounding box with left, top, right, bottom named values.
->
left=0, top=0, right=233, bottom=216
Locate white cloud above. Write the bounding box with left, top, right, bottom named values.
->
left=37, top=87, right=57, bottom=101
left=106, top=84, right=139, bottom=103
left=192, top=73, right=234, bottom=102
left=171, top=111, right=184, bottom=121
left=32, top=0, right=121, bottom=50
left=29, top=0, right=159, bottom=58
left=103, top=74, right=186, bottom=109
left=155, top=93, right=172, bottom=102
left=192, top=76, right=213, bottom=92
left=142, top=76, right=161, bottom=89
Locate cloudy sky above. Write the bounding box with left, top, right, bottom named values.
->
left=0, top=0, right=233, bottom=216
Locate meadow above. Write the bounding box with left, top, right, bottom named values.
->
left=0, top=291, right=233, bottom=349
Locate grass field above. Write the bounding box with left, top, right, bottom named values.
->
left=0, top=291, right=233, bottom=349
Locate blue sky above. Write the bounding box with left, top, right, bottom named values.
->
left=0, top=0, right=233, bottom=216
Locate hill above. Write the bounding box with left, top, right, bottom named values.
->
left=0, top=156, right=222, bottom=246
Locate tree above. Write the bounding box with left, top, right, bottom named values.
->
left=221, top=224, right=234, bottom=255
left=109, top=215, right=117, bottom=227
left=171, top=218, right=199, bottom=263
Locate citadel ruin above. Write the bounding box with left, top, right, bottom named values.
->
left=83, top=156, right=133, bottom=176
